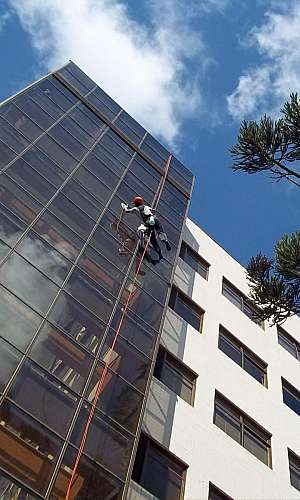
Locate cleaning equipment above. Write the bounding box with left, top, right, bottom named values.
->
left=64, top=155, right=172, bottom=500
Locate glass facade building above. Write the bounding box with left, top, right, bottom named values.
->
left=0, top=61, right=194, bottom=499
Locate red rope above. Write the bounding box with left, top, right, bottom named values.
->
left=64, top=154, right=172, bottom=500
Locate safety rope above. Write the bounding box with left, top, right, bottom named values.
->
left=64, top=154, right=172, bottom=500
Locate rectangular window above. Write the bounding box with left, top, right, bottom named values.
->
left=278, top=327, right=300, bottom=360
left=222, top=278, right=264, bottom=328
left=282, top=379, right=300, bottom=416
left=179, top=242, right=209, bottom=279
left=208, top=483, right=233, bottom=500
left=218, top=327, right=267, bottom=386
left=214, top=393, right=272, bottom=467
left=169, top=286, right=204, bottom=331
left=132, top=433, right=187, bottom=500
left=154, top=346, right=197, bottom=405
left=289, top=450, right=300, bottom=492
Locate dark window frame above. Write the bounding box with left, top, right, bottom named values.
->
left=208, top=482, right=233, bottom=500
left=154, top=346, right=197, bottom=405
left=179, top=242, right=209, bottom=279
left=222, top=278, right=264, bottom=329
left=169, top=286, right=204, bottom=332
left=288, top=449, right=300, bottom=492
left=214, top=392, right=272, bottom=467
left=282, top=378, right=300, bottom=416
left=132, top=433, right=188, bottom=500
left=278, top=326, right=300, bottom=360
left=218, top=326, right=268, bottom=387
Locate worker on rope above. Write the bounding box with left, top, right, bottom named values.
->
left=121, top=196, right=171, bottom=261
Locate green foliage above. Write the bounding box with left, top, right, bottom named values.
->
left=230, top=94, right=300, bottom=187
left=247, top=231, right=300, bottom=324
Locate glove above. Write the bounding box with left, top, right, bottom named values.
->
left=121, top=203, right=128, bottom=210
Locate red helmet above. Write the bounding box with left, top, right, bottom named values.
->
left=132, top=196, right=144, bottom=206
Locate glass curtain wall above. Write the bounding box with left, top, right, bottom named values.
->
left=0, top=61, right=193, bottom=499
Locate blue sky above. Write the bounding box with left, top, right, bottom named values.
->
left=0, top=0, right=299, bottom=266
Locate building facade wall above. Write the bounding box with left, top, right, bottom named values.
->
left=142, top=218, right=300, bottom=499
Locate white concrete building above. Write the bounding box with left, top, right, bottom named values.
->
left=128, top=218, right=300, bottom=500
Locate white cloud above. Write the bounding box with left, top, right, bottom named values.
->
left=8, top=0, right=223, bottom=146
left=227, top=1, right=300, bottom=120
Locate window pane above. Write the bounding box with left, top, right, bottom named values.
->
left=57, top=66, right=92, bottom=95
left=7, top=158, right=56, bottom=205
left=0, top=139, right=16, bottom=170
left=38, top=77, right=78, bottom=112
left=62, top=179, right=104, bottom=221
left=0, top=285, right=42, bottom=350
left=48, top=192, right=95, bottom=239
left=29, top=322, right=93, bottom=394
left=0, top=203, right=25, bottom=246
left=244, top=356, right=265, bottom=385
left=278, top=328, right=299, bottom=359
left=100, top=330, right=151, bottom=392
left=120, top=282, right=164, bottom=331
left=33, top=210, right=85, bottom=262
left=209, top=483, right=233, bottom=500
left=16, top=231, right=72, bottom=286
left=283, top=381, right=300, bottom=416
left=0, top=471, right=39, bottom=499
left=60, top=115, right=98, bottom=148
left=110, top=306, right=157, bottom=356
left=50, top=445, right=123, bottom=500
left=0, top=239, right=10, bottom=260
left=289, top=452, right=300, bottom=492
left=8, top=360, right=78, bottom=437
left=0, top=103, right=44, bottom=140
left=141, top=133, right=169, bottom=168
left=22, top=147, right=67, bottom=188
left=26, top=84, right=65, bottom=120
left=128, top=156, right=161, bottom=193
left=244, top=428, right=269, bottom=465
left=0, top=252, right=59, bottom=314
left=0, top=117, right=29, bottom=153
left=90, top=225, right=133, bottom=273
left=36, top=135, right=78, bottom=174
left=73, top=166, right=112, bottom=206
left=0, top=339, right=21, bottom=392
left=115, top=112, right=146, bottom=145
left=219, top=333, right=242, bottom=366
left=48, top=292, right=106, bottom=354
left=14, top=95, right=54, bottom=129
left=71, top=406, right=133, bottom=480
left=87, top=363, right=143, bottom=433
left=78, top=245, right=125, bottom=297
left=83, top=153, right=119, bottom=189
left=0, top=400, right=62, bottom=495
left=71, top=102, right=105, bottom=139
left=170, top=289, right=202, bottom=331
left=64, top=268, right=115, bottom=323
left=0, top=175, right=43, bottom=224
left=222, top=281, right=242, bottom=309
left=214, top=405, right=241, bottom=444
left=49, top=123, right=88, bottom=160
left=86, top=88, right=121, bottom=121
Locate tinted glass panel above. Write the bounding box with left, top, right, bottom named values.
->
left=59, top=115, right=97, bottom=149
left=0, top=117, right=29, bottom=153
left=244, top=428, right=269, bottom=465
left=48, top=193, right=95, bottom=239
left=62, top=179, right=104, bottom=221
left=83, top=153, right=119, bottom=188
left=289, top=452, right=300, bottom=492
left=208, top=484, right=232, bottom=500
left=70, top=103, right=105, bottom=139
left=86, top=87, right=121, bottom=120
left=0, top=285, right=42, bottom=350
left=169, top=288, right=202, bottom=331
left=0, top=239, right=10, bottom=260
left=244, top=356, right=265, bottom=385
left=21, top=147, right=67, bottom=188
left=0, top=139, right=16, bottom=169
left=48, top=292, right=106, bottom=354
left=0, top=400, right=62, bottom=495
left=0, top=103, right=44, bottom=140
left=73, top=166, right=112, bottom=205
left=39, top=77, right=78, bottom=111
left=0, top=252, right=59, bottom=314
left=33, top=210, right=85, bottom=262
left=0, top=471, right=38, bottom=499
left=64, top=268, right=115, bottom=323
left=51, top=445, right=123, bottom=500
left=120, top=283, right=164, bottom=331
left=100, top=330, right=151, bottom=392
left=16, top=231, right=72, bottom=286
left=7, top=158, right=56, bottom=205
left=0, top=203, right=25, bottom=246
left=30, top=322, right=93, bottom=394
left=14, top=96, right=54, bottom=129
left=0, top=339, right=21, bottom=392
left=115, top=111, right=146, bottom=145
left=282, top=380, right=300, bottom=416
left=214, top=404, right=241, bottom=444
left=8, top=360, right=78, bottom=437
left=87, top=364, right=143, bottom=433
left=0, top=175, right=42, bottom=224
left=49, top=123, right=88, bottom=160
left=71, top=407, right=133, bottom=480
left=219, top=334, right=242, bottom=366
left=36, top=135, right=78, bottom=174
